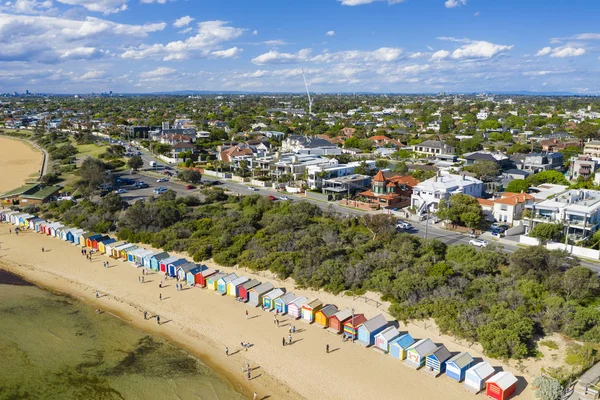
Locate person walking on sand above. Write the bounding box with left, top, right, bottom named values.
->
left=138, top=276, right=141, bottom=283
left=247, top=370, right=251, bottom=380
left=143, top=311, right=147, bottom=320
left=95, top=291, right=99, bottom=298
left=282, top=337, right=285, bottom=347
left=157, top=315, right=161, bottom=325
left=289, top=335, right=292, bottom=345
left=159, top=293, right=162, bottom=301
left=225, top=347, right=229, bottom=356
left=326, top=344, right=329, bottom=354
left=41, top=247, right=44, bottom=253
left=245, top=310, right=249, bottom=320
left=159, top=282, right=162, bottom=288
left=142, top=276, right=145, bottom=284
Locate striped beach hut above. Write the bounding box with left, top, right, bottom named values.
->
left=315, top=304, right=338, bottom=328
left=375, top=326, right=400, bottom=353
left=486, top=371, right=518, bottom=400
left=445, top=352, right=474, bottom=382
left=238, top=279, right=260, bottom=300
left=207, top=272, right=227, bottom=291
left=343, top=314, right=367, bottom=340
left=217, top=273, right=238, bottom=295
left=425, top=345, right=451, bottom=375
left=97, top=238, right=116, bottom=254
left=38, top=221, right=49, bottom=234
left=133, top=249, right=154, bottom=265
left=114, top=243, right=134, bottom=259
left=0, top=210, right=17, bottom=222
left=176, top=262, right=199, bottom=282
left=301, top=299, right=323, bottom=323
left=406, top=338, right=437, bottom=368
left=34, top=219, right=47, bottom=233
left=287, top=297, right=309, bottom=319
left=106, top=241, right=126, bottom=258
left=464, top=362, right=495, bottom=393
left=28, top=217, right=44, bottom=230
left=262, top=288, right=285, bottom=310
left=357, top=314, right=388, bottom=347
left=227, top=276, right=249, bottom=297
left=159, top=256, right=178, bottom=273
left=328, top=309, right=352, bottom=334
left=149, top=252, right=170, bottom=271
left=18, top=214, right=34, bottom=227
left=274, top=292, right=296, bottom=314
left=196, top=268, right=217, bottom=288
left=248, top=282, right=274, bottom=307
left=186, top=264, right=206, bottom=286
left=167, top=258, right=187, bottom=277
left=10, top=212, right=25, bottom=225
left=127, top=248, right=145, bottom=263
left=389, top=333, right=415, bottom=360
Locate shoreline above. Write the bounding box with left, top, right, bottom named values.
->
left=0, top=135, right=44, bottom=193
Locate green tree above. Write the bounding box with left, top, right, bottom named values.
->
left=528, top=170, right=569, bottom=186
left=375, top=159, right=390, bottom=169
left=529, top=223, right=563, bottom=242
left=506, top=179, right=530, bottom=193
left=562, top=266, right=600, bottom=301
left=465, top=161, right=500, bottom=181
left=437, top=194, right=484, bottom=228
left=78, top=157, right=109, bottom=194
left=127, top=155, right=143, bottom=171
left=393, top=161, right=408, bottom=175
left=533, top=376, right=562, bottom=400
left=178, top=169, right=203, bottom=184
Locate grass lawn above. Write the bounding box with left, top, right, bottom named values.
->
left=74, top=141, right=107, bottom=158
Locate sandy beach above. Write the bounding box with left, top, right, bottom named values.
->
left=0, top=136, right=44, bottom=193
left=0, top=228, right=537, bottom=400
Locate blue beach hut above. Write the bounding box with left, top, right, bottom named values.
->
left=217, top=273, right=238, bottom=295
left=445, top=352, right=474, bottom=382
left=167, top=258, right=188, bottom=277
left=186, top=264, right=206, bottom=286
left=149, top=252, right=170, bottom=271
left=274, top=292, right=296, bottom=314
left=356, top=314, right=388, bottom=347
left=389, top=333, right=415, bottom=360
left=425, top=345, right=452, bottom=375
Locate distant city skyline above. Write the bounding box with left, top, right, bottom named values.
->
left=1, top=0, right=599, bottom=94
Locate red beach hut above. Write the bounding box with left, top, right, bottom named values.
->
left=343, top=313, right=367, bottom=340
left=486, top=371, right=518, bottom=400
left=195, top=268, right=216, bottom=288
left=329, top=309, right=353, bottom=334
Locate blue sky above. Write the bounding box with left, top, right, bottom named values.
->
left=1, top=0, right=599, bottom=94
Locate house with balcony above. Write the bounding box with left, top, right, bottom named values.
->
left=568, top=155, right=599, bottom=181
left=281, top=135, right=341, bottom=156
left=322, top=174, right=372, bottom=199
left=584, top=141, right=600, bottom=158
left=272, top=154, right=334, bottom=181
left=359, top=171, right=419, bottom=208
left=521, top=152, right=563, bottom=173
left=306, top=160, right=376, bottom=190
left=411, top=173, right=483, bottom=215
left=412, top=140, right=455, bottom=159
left=478, top=192, right=535, bottom=226
left=524, top=189, right=600, bottom=240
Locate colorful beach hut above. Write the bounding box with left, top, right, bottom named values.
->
left=121, top=245, right=138, bottom=260
left=159, top=256, right=178, bottom=273
left=92, top=235, right=110, bottom=250
left=127, top=248, right=146, bottom=264
left=10, top=212, right=25, bottom=225
left=227, top=276, right=249, bottom=297
left=34, top=219, right=47, bottom=233
left=274, top=292, right=296, bottom=314
left=72, top=229, right=86, bottom=244
left=375, top=326, right=400, bottom=353
left=445, top=352, right=474, bottom=382
left=206, top=272, right=227, bottom=291
left=486, top=371, right=518, bottom=400
left=186, top=264, right=206, bottom=286
left=301, top=299, right=323, bottom=323
left=113, top=243, right=134, bottom=259
left=389, top=333, right=415, bottom=360
left=425, top=345, right=451, bottom=375
left=464, top=362, right=495, bottom=392
left=59, top=227, right=74, bottom=241
left=287, top=297, right=309, bottom=319
left=328, top=309, right=352, bottom=334
left=79, top=232, right=94, bottom=246
left=357, top=314, right=388, bottom=347
left=343, top=314, right=367, bottom=340
left=238, top=279, right=260, bottom=300
left=262, top=288, right=285, bottom=310
left=166, top=258, right=187, bottom=277
left=50, top=223, right=64, bottom=237
left=18, top=214, right=34, bottom=227
left=248, top=282, right=274, bottom=307
left=176, top=262, right=199, bottom=282
left=28, top=217, right=44, bottom=230
left=406, top=338, right=437, bottom=368
left=217, top=273, right=238, bottom=295
left=85, top=234, right=102, bottom=248
left=67, top=229, right=84, bottom=243
left=106, top=241, right=126, bottom=258
left=149, top=252, right=170, bottom=271
left=196, top=268, right=217, bottom=288
left=98, top=238, right=116, bottom=254
left=315, top=304, right=338, bottom=328
left=134, top=249, right=154, bottom=266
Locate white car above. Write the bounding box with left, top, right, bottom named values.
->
left=396, top=221, right=412, bottom=230
left=469, top=239, right=488, bottom=248
left=153, top=187, right=168, bottom=194
left=114, top=188, right=127, bottom=194
left=248, top=187, right=258, bottom=191
left=157, top=178, right=168, bottom=183
left=279, top=196, right=290, bottom=201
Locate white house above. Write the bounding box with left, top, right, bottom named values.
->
left=411, top=173, right=483, bottom=214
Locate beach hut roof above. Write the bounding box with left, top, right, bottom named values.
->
left=318, top=304, right=339, bottom=318
left=408, top=338, right=437, bottom=357
left=251, top=282, right=274, bottom=295
left=123, top=245, right=139, bottom=253
left=230, top=276, right=249, bottom=287
left=201, top=268, right=217, bottom=277
left=161, top=256, right=179, bottom=264
left=290, top=296, right=309, bottom=307
left=391, top=333, right=415, bottom=349
left=344, top=314, right=367, bottom=328
left=208, top=272, right=227, bottom=281
left=376, top=326, right=400, bottom=342
left=362, top=314, right=387, bottom=332
left=468, top=362, right=495, bottom=379
left=219, top=273, right=238, bottom=284
left=264, top=288, right=285, bottom=300
left=88, top=234, right=104, bottom=241
left=177, top=262, right=198, bottom=274
left=188, top=265, right=203, bottom=275
left=241, top=279, right=260, bottom=289
left=30, top=217, right=44, bottom=223
left=305, top=299, right=322, bottom=309
left=332, top=309, right=353, bottom=322
left=99, top=238, right=117, bottom=245
left=277, top=292, right=296, bottom=304
left=429, top=345, right=451, bottom=362
left=150, top=251, right=170, bottom=260
left=487, top=371, right=517, bottom=390
left=137, top=249, right=155, bottom=258
left=115, top=243, right=134, bottom=251
left=447, top=352, right=474, bottom=369
left=107, top=241, right=127, bottom=250
left=169, top=258, right=188, bottom=267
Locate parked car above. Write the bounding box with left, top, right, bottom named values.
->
left=279, top=196, right=290, bottom=201
left=211, top=180, right=222, bottom=185
left=248, top=187, right=258, bottom=191
left=134, top=181, right=149, bottom=189
left=185, top=185, right=196, bottom=190
left=396, top=221, right=412, bottom=230
left=153, top=187, right=168, bottom=194
left=268, top=195, right=277, bottom=201
left=114, top=188, right=127, bottom=194
left=469, top=239, right=488, bottom=248
left=157, top=178, right=169, bottom=183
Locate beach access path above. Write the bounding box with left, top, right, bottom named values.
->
left=0, top=229, right=536, bottom=400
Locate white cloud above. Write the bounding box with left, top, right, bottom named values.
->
left=409, top=52, right=427, bottom=58
left=2, top=0, right=54, bottom=14
left=326, top=30, right=335, bottom=36
left=251, top=48, right=312, bottom=65
left=178, top=27, right=192, bottom=34
left=573, top=33, right=600, bottom=40
left=55, top=0, right=128, bottom=14
left=60, top=47, right=109, bottom=60
left=523, top=69, right=575, bottom=76
left=140, top=67, right=176, bottom=77
left=211, top=47, right=242, bottom=58
left=535, top=47, right=552, bottom=56
left=121, top=20, right=245, bottom=61
left=474, top=11, right=479, bottom=16
left=140, top=0, right=171, bottom=3
left=431, top=50, right=450, bottom=60
left=252, top=29, right=258, bottom=35
left=173, top=15, right=194, bottom=28
left=251, top=47, right=404, bottom=65
left=450, top=41, right=513, bottom=59
left=550, top=46, right=585, bottom=58
left=338, top=0, right=404, bottom=6
left=74, top=70, right=107, bottom=81
left=445, top=0, right=466, bottom=8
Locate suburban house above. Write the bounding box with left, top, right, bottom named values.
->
left=359, top=171, right=419, bottom=208
left=584, top=141, right=600, bottom=158
left=272, top=154, right=334, bottom=181
left=478, top=192, right=535, bottom=225
left=411, top=173, right=483, bottom=214
left=463, top=151, right=510, bottom=168
left=412, top=140, right=455, bottom=158
left=159, top=133, right=195, bottom=145
left=340, top=127, right=356, bottom=137
left=368, top=135, right=402, bottom=147
left=306, top=160, right=376, bottom=190
left=524, top=189, right=600, bottom=240
left=322, top=174, right=372, bottom=199
left=521, top=152, right=563, bottom=173
left=219, top=144, right=255, bottom=163
left=281, top=135, right=341, bottom=156
left=171, top=142, right=195, bottom=158
left=540, top=138, right=581, bottom=153
left=568, top=155, right=599, bottom=181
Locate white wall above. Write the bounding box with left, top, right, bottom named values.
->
left=519, top=235, right=541, bottom=245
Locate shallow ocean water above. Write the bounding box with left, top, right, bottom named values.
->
left=0, top=269, right=246, bottom=400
